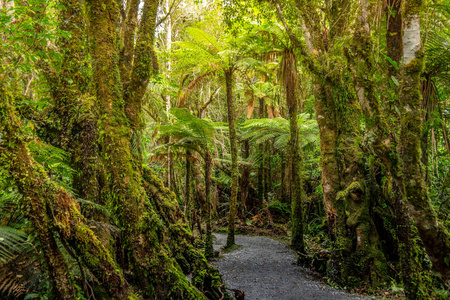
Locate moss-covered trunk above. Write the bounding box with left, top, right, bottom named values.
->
left=313, top=84, right=341, bottom=239
left=192, top=152, right=207, bottom=212
left=185, top=149, right=193, bottom=226
left=225, top=68, right=239, bottom=248
left=41, top=0, right=103, bottom=205
left=258, top=97, right=265, bottom=205
left=346, top=0, right=450, bottom=283
left=280, top=152, right=287, bottom=203
left=85, top=0, right=230, bottom=298
left=282, top=48, right=305, bottom=253
left=0, top=93, right=132, bottom=300
left=384, top=0, right=420, bottom=294
left=397, top=0, right=450, bottom=280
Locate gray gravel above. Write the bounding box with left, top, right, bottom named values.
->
left=211, top=233, right=368, bottom=300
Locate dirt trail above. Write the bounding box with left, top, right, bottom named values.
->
left=212, top=233, right=369, bottom=300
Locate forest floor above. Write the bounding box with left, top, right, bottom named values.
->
left=211, top=233, right=371, bottom=300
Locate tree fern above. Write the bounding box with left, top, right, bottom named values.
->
left=153, top=108, right=217, bottom=158
left=0, top=226, right=29, bottom=264
left=241, top=115, right=318, bottom=152
left=28, top=140, right=75, bottom=193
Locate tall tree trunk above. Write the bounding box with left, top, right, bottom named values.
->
left=313, top=84, right=341, bottom=240
left=346, top=0, right=450, bottom=282
left=185, top=149, right=193, bottom=226
left=282, top=48, right=305, bottom=253
left=384, top=0, right=420, bottom=294
left=258, top=97, right=265, bottom=205
left=86, top=1, right=230, bottom=298
left=38, top=0, right=103, bottom=206
left=225, top=68, right=239, bottom=248
left=192, top=152, right=207, bottom=211
left=398, top=0, right=450, bottom=280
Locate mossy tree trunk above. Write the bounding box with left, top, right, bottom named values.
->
left=225, top=67, right=239, bottom=248
left=38, top=0, right=103, bottom=206
left=397, top=0, right=450, bottom=281
left=0, top=93, right=133, bottom=299
left=281, top=48, right=305, bottom=253
left=258, top=97, right=265, bottom=205
left=192, top=152, right=207, bottom=216
left=280, top=152, right=287, bottom=203
left=84, top=0, right=231, bottom=298
left=285, top=0, right=388, bottom=285
left=312, top=84, right=341, bottom=240
left=345, top=0, right=450, bottom=284
left=384, top=0, right=419, bottom=294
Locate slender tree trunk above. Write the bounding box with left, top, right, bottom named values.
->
left=225, top=68, right=239, bottom=248
left=192, top=153, right=207, bottom=210
left=185, top=149, right=192, bottom=226
left=280, top=152, right=287, bottom=203
left=385, top=0, right=423, bottom=292
left=282, top=49, right=305, bottom=253
left=258, top=97, right=265, bottom=205
left=266, top=141, right=272, bottom=195
left=386, top=0, right=403, bottom=81
left=240, top=140, right=251, bottom=215
left=205, top=151, right=214, bottom=258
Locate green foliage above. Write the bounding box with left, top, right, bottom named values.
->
left=241, top=114, right=319, bottom=151
left=0, top=226, right=28, bottom=264
left=156, top=107, right=216, bottom=154
left=0, top=188, right=44, bottom=298
left=28, top=140, right=74, bottom=192
left=267, top=200, right=290, bottom=219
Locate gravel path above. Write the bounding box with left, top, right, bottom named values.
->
left=212, top=233, right=368, bottom=300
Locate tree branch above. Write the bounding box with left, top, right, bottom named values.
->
left=156, top=0, right=179, bottom=28
left=124, top=0, right=159, bottom=131
left=120, top=0, right=141, bottom=86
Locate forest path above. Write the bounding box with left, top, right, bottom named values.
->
left=212, top=233, right=369, bottom=300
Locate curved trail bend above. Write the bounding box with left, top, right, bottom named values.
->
left=212, top=233, right=368, bottom=300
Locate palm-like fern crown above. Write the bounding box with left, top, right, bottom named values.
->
left=173, top=27, right=237, bottom=73
left=425, top=2, right=450, bottom=82
left=241, top=114, right=319, bottom=151
left=157, top=108, right=216, bottom=154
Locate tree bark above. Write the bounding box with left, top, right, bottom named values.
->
left=225, top=68, right=239, bottom=248
left=258, top=97, right=265, bottom=205
left=86, top=0, right=230, bottom=297
left=398, top=0, right=450, bottom=280
left=205, top=151, right=214, bottom=258
left=240, top=140, right=251, bottom=215
left=282, top=48, right=305, bottom=253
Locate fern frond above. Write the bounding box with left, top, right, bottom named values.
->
left=185, top=27, right=223, bottom=54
